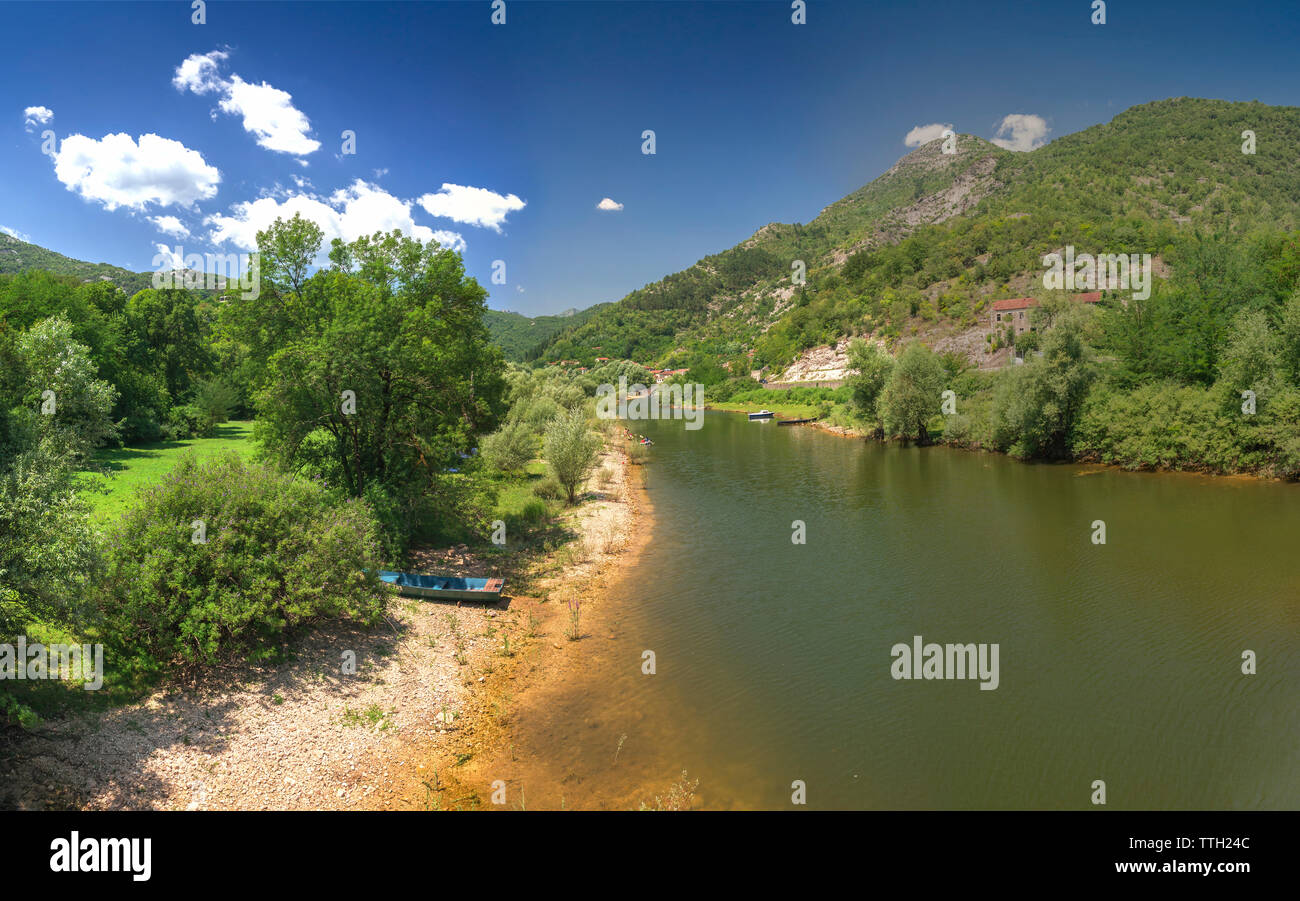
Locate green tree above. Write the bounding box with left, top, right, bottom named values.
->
left=1216, top=308, right=1281, bottom=405
left=993, top=308, right=1094, bottom=458
left=16, top=315, right=119, bottom=458
left=880, top=342, right=945, bottom=443
left=99, top=454, right=386, bottom=666
left=232, top=220, right=505, bottom=545
left=127, top=287, right=212, bottom=403
left=543, top=405, right=600, bottom=504
left=481, top=417, right=536, bottom=474
left=845, top=339, right=893, bottom=436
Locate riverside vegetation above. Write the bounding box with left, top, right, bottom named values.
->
left=1, top=216, right=625, bottom=730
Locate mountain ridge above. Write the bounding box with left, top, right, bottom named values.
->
left=534, top=97, right=1300, bottom=372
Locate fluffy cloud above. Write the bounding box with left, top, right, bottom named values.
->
left=206, top=179, right=463, bottom=255
left=153, top=243, right=186, bottom=269
left=172, top=50, right=228, bottom=94
left=1, top=225, right=31, bottom=241
left=991, top=113, right=1050, bottom=152
left=903, top=123, right=953, bottom=147
left=174, top=50, right=320, bottom=156
left=149, top=215, right=191, bottom=238
left=416, top=183, right=525, bottom=232
left=429, top=230, right=467, bottom=253
left=596, top=197, right=624, bottom=211
left=53, top=133, right=220, bottom=211
left=23, top=106, right=53, bottom=131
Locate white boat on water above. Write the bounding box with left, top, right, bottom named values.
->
left=747, top=410, right=775, bottom=420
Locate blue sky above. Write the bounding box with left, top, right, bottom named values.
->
left=2, top=0, right=1298, bottom=316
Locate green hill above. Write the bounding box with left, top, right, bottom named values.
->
left=536, top=98, right=1300, bottom=372
left=0, top=233, right=154, bottom=295
left=483, top=304, right=607, bottom=360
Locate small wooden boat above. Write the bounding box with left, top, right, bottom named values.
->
left=777, top=417, right=818, bottom=426
left=747, top=410, right=775, bottom=420
left=377, top=571, right=504, bottom=601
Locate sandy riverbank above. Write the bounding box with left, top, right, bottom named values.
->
left=1, top=437, right=647, bottom=811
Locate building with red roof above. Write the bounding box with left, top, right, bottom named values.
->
left=990, top=292, right=1102, bottom=335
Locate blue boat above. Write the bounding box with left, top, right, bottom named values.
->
left=747, top=409, right=775, bottom=420
left=377, top=571, right=504, bottom=601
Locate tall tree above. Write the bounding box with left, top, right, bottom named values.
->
left=880, top=342, right=945, bottom=443
left=233, top=219, right=506, bottom=542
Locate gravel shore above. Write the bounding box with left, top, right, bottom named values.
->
left=1, top=441, right=640, bottom=811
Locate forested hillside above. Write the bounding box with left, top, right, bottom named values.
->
left=483, top=304, right=606, bottom=360
left=0, top=233, right=154, bottom=296
left=537, top=98, right=1300, bottom=374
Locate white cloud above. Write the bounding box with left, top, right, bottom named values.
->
left=23, top=105, right=53, bottom=131
left=903, top=123, right=953, bottom=147
left=430, top=230, right=467, bottom=253
left=991, top=113, right=1050, bottom=152
left=219, top=76, right=321, bottom=155
left=53, top=133, right=220, bottom=211
left=149, top=215, right=191, bottom=238
left=417, top=183, right=525, bottom=232
left=596, top=197, right=623, bottom=211
left=153, top=243, right=186, bottom=269
left=1, top=225, right=31, bottom=241
left=206, top=179, right=463, bottom=256
left=173, top=51, right=320, bottom=156
left=172, top=50, right=228, bottom=94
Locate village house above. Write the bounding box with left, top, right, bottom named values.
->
left=990, top=292, right=1101, bottom=334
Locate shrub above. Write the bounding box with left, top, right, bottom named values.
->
left=481, top=418, right=536, bottom=473
left=163, top=403, right=215, bottom=440
left=533, top=475, right=565, bottom=500
left=543, top=406, right=601, bottom=504
left=192, top=377, right=239, bottom=428
left=519, top=498, right=548, bottom=523
left=522, top=396, right=562, bottom=429
left=99, top=453, right=387, bottom=666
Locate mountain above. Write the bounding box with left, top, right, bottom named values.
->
left=0, top=233, right=155, bottom=295
left=535, top=98, right=1300, bottom=373
left=483, top=304, right=608, bottom=361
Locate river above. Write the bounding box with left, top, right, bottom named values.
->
left=517, top=411, right=1299, bottom=809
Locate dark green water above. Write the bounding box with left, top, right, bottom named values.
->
left=613, top=412, right=1298, bottom=809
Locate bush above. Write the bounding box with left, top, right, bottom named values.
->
left=521, top=396, right=562, bottom=429
left=533, top=475, right=565, bottom=500
left=481, top=418, right=536, bottom=473
left=519, top=498, right=549, bottom=523
left=99, top=453, right=387, bottom=666
left=193, top=377, right=239, bottom=428
left=163, top=403, right=215, bottom=440
left=543, top=406, right=601, bottom=504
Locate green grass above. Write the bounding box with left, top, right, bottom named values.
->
left=706, top=398, right=826, bottom=419
left=491, top=460, right=550, bottom=520
left=77, top=421, right=258, bottom=522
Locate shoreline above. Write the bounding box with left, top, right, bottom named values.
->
left=706, top=403, right=1299, bottom=483
left=385, top=434, right=656, bottom=810
left=1, top=434, right=649, bottom=811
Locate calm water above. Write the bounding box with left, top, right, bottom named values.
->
left=601, top=412, right=1298, bottom=809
